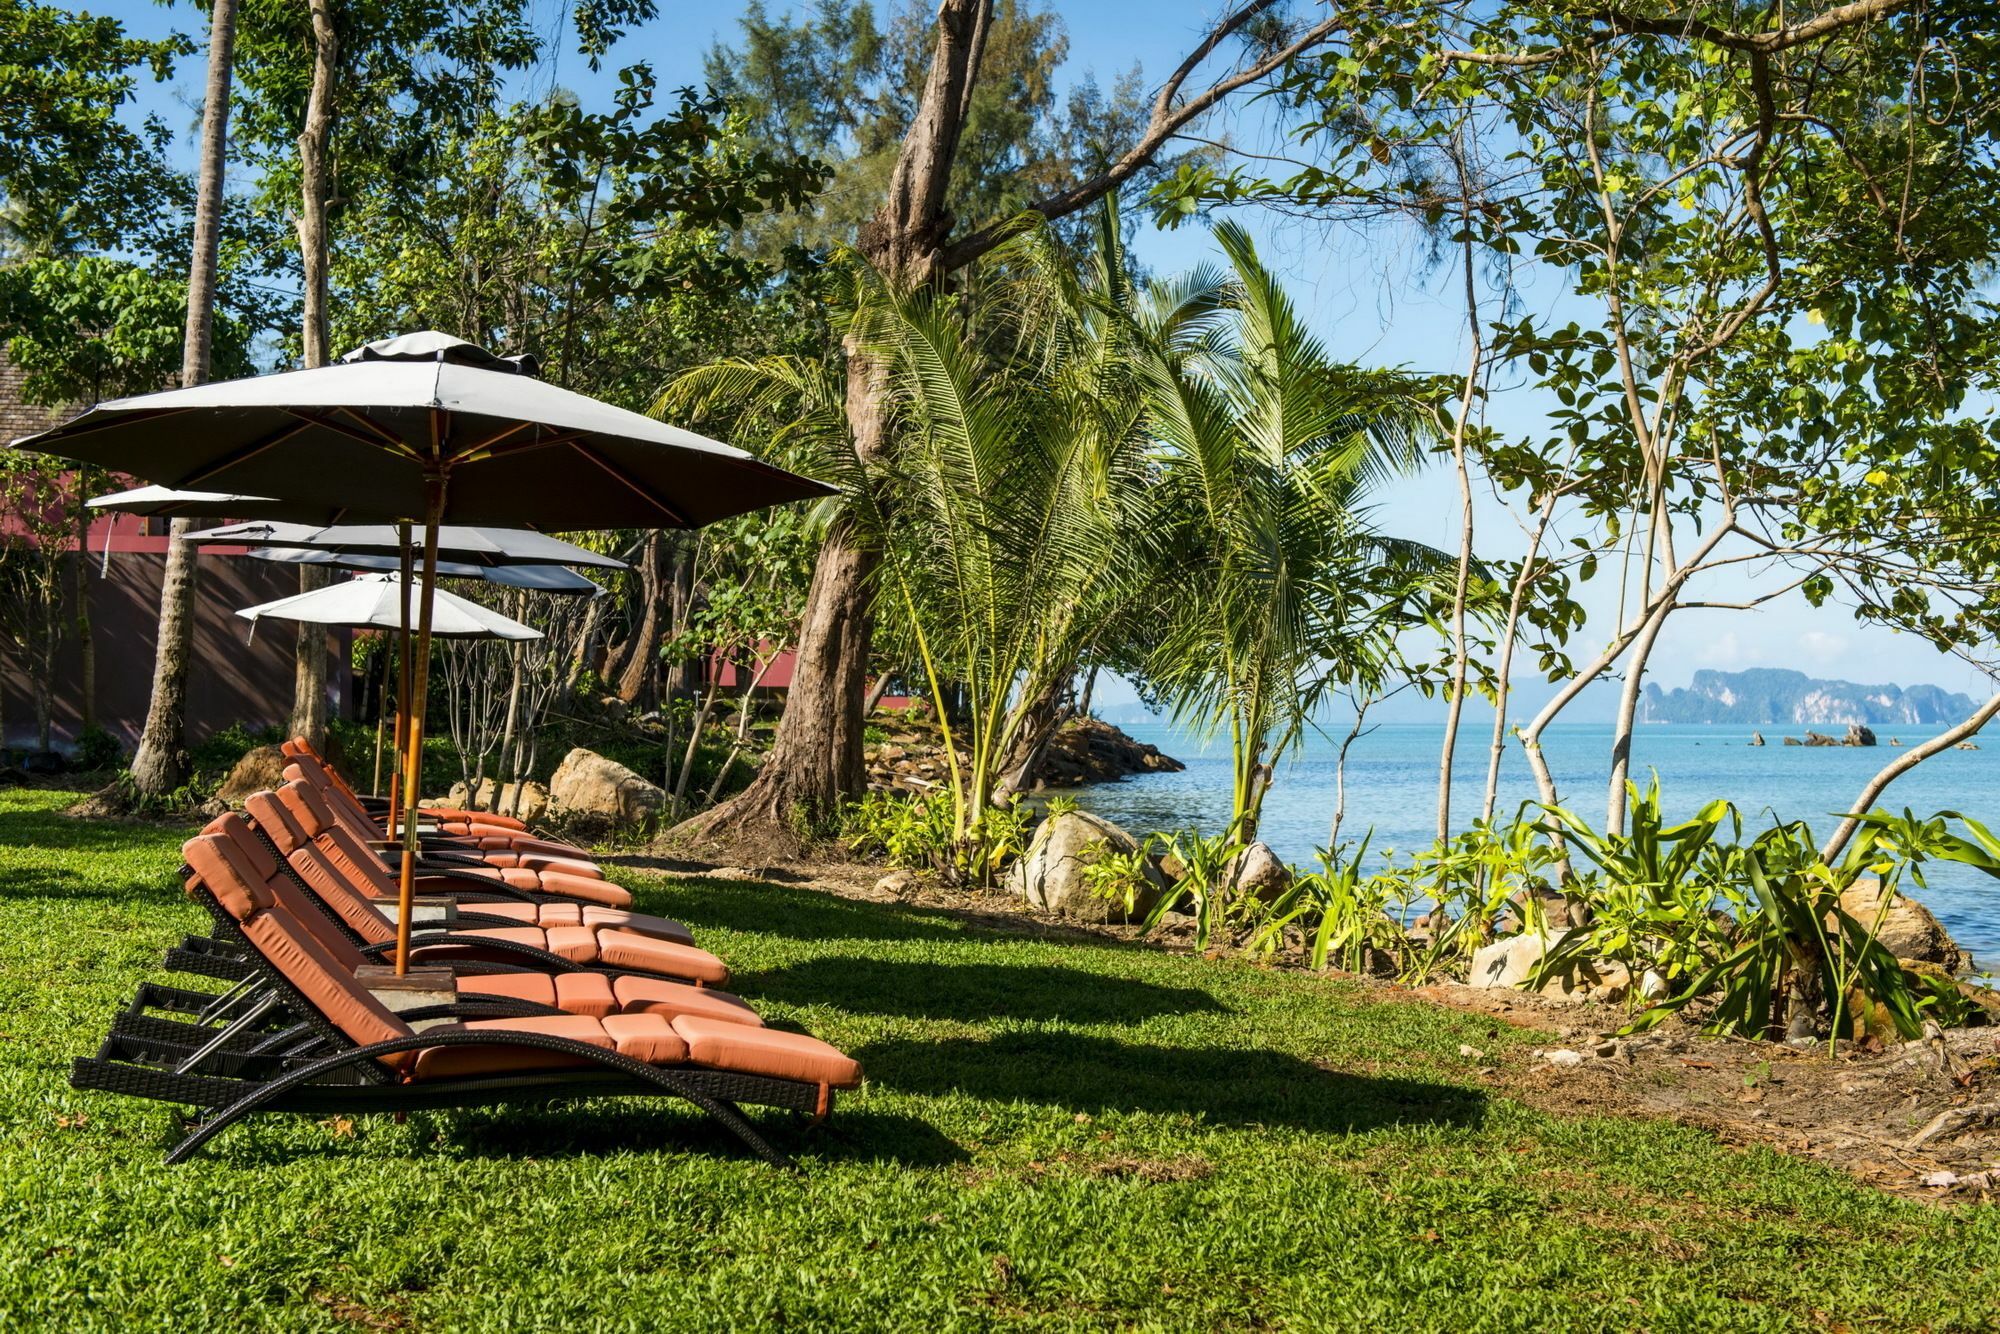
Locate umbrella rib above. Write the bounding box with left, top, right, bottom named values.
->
left=15, top=405, right=193, bottom=448
left=570, top=442, right=692, bottom=526
left=457, top=427, right=590, bottom=465
left=284, top=408, right=422, bottom=460
left=180, top=420, right=318, bottom=488
left=450, top=420, right=540, bottom=461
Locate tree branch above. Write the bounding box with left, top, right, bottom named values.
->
left=942, top=1, right=1341, bottom=268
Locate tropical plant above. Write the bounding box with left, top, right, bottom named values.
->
left=1137, top=822, right=1252, bottom=953
left=1132, top=221, right=1442, bottom=838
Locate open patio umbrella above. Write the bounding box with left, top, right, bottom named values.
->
left=206, top=524, right=617, bottom=826
left=245, top=547, right=604, bottom=595
left=242, top=547, right=601, bottom=801
left=87, top=485, right=395, bottom=524
left=183, top=520, right=627, bottom=571
left=15, top=330, right=832, bottom=973
left=235, top=572, right=542, bottom=640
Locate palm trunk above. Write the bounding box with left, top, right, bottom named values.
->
left=613, top=530, right=664, bottom=707
left=128, top=0, right=236, bottom=797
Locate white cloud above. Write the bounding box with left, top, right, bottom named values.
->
left=1798, top=629, right=1848, bottom=661
left=1695, top=630, right=1758, bottom=668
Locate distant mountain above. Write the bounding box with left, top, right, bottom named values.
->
left=1640, top=668, right=1978, bottom=726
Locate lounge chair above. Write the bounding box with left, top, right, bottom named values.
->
left=245, top=786, right=699, bottom=949
left=282, top=746, right=601, bottom=870
left=280, top=738, right=535, bottom=833
left=212, top=804, right=732, bottom=986
left=267, top=778, right=634, bottom=910
left=74, top=823, right=860, bottom=1166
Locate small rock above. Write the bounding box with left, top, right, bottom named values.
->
left=1218, top=842, right=1292, bottom=903
left=1835, top=880, right=1964, bottom=971
left=1592, top=1039, right=1621, bottom=1059
left=1924, top=1170, right=1960, bottom=1189
left=547, top=747, right=666, bottom=835
left=1638, top=969, right=1670, bottom=1000
left=1458, top=1044, right=1485, bottom=1060
left=1540, top=1049, right=1585, bottom=1068
left=874, top=868, right=920, bottom=896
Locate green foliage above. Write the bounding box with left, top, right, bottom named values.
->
left=705, top=0, right=1183, bottom=259
left=1251, top=837, right=1405, bottom=973
left=839, top=790, right=956, bottom=872
left=71, top=726, right=121, bottom=773
left=0, top=0, right=186, bottom=255
left=1079, top=839, right=1154, bottom=918
left=1138, top=823, right=1252, bottom=952
left=1534, top=785, right=1971, bottom=1043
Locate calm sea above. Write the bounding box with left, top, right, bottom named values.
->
left=1067, top=721, right=2000, bottom=967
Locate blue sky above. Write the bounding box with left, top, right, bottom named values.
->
left=92, top=0, right=1997, bottom=710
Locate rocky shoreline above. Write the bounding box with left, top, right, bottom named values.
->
left=865, top=715, right=1183, bottom=794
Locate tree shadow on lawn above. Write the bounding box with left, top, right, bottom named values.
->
left=627, top=875, right=1018, bottom=947
left=738, top=956, right=1226, bottom=1025
left=857, top=1033, right=1487, bottom=1136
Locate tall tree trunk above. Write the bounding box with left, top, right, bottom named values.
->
left=128, top=0, right=237, bottom=798
left=1436, top=215, right=1481, bottom=844
left=285, top=0, right=337, bottom=749
left=674, top=0, right=1336, bottom=848
left=614, top=530, right=664, bottom=707
left=1604, top=600, right=1668, bottom=832
left=676, top=0, right=991, bottom=845
left=1481, top=496, right=1556, bottom=824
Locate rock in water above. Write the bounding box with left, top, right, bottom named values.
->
left=1782, top=735, right=1803, bottom=746
left=1750, top=731, right=1764, bottom=746
left=1845, top=724, right=1877, bottom=747
left=547, top=747, right=666, bottom=837
left=1836, top=879, right=1965, bottom=971
left=1219, top=842, right=1293, bottom=903
left=1005, top=810, right=1161, bottom=923
left=213, top=745, right=289, bottom=807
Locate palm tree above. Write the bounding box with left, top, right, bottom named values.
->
left=128, top=0, right=238, bottom=799
left=1134, top=222, right=1441, bottom=840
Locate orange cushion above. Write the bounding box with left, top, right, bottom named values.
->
left=601, top=1013, right=689, bottom=1064
left=456, top=973, right=558, bottom=1009
left=543, top=925, right=601, bottom=963
left=583, top=907, right=694, bottom=945
left=671, top=1016, right=861, bottom=1087
left=410, top=1015, right=610, bottom=1080
left=495, top=867, right=629, bottom=908
left=553, top=973, right=619, bottom=1018
left=595, top=931, right=729, bottom=986
left=612, top=978, right=761, bottom=1026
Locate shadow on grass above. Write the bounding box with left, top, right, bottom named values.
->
left=193, top=1102, right=966, bottom=1169
left=626, top=875, right=981, bottom=946
left=857, top=1033, right=1486, bottom=1135
left=740, top=957, right=1225, bottom=1025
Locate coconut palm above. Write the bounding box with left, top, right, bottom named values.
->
left=1135, top=221, right=1442, bottom=840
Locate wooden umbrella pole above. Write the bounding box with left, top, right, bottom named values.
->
left=371, top=629, right=392, bottom=795
left=392, top=499, right=440, bottom=975
left=388, top=523, right=413, bottom=829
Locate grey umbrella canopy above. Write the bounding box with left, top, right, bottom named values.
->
left=14, top=331, right=833, bottom=529
left=246, top=547, right=604, bottom=596
left=12, top=331, right=829, bottom=974
left=182, top=520, right=627, bottom=570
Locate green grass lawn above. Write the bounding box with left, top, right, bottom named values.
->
left=3, top=786, right=1997, bottom=1330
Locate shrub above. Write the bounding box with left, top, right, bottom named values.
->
left=72, top=725, right=122, bottom=772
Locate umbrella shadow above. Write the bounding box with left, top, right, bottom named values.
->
left=855, top=1032, right=1487, bottom=1136
left=737, top=956, right=1226, bottom=1025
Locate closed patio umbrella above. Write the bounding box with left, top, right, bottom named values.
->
left=185, top=521, right=627, bottom=571
left=245, top=547, right=604, bottom=595
left=15, top=330, right=832, bottom=972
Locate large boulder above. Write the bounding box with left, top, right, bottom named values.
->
left=547, top=748, right=665, bottom=836
left=1005, top=810, right=1162, bottom=923
left=1466, top=930, right=1628, bottom=1003
left=1837, top=879, right=1965, bottom=971
left=213, top=744, right=288, bottom=807
left=1219, top=842, right=1293, bottom=903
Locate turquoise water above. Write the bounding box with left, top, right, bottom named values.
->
left=1067, top=721, right=2000, bottom=966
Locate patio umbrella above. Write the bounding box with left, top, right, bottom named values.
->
left=14, top=330, right=832, bottom=973
left=245, top=547, right=604, bottom=595
left=87, top=485, right=395, bottom=524
left=183, top=520, right=627, bottom=571
left=209, top=524, right=616, bottom=824
left=235, top=572, right=542, bottom=639
left=243, top=547, right=601, bottom=800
